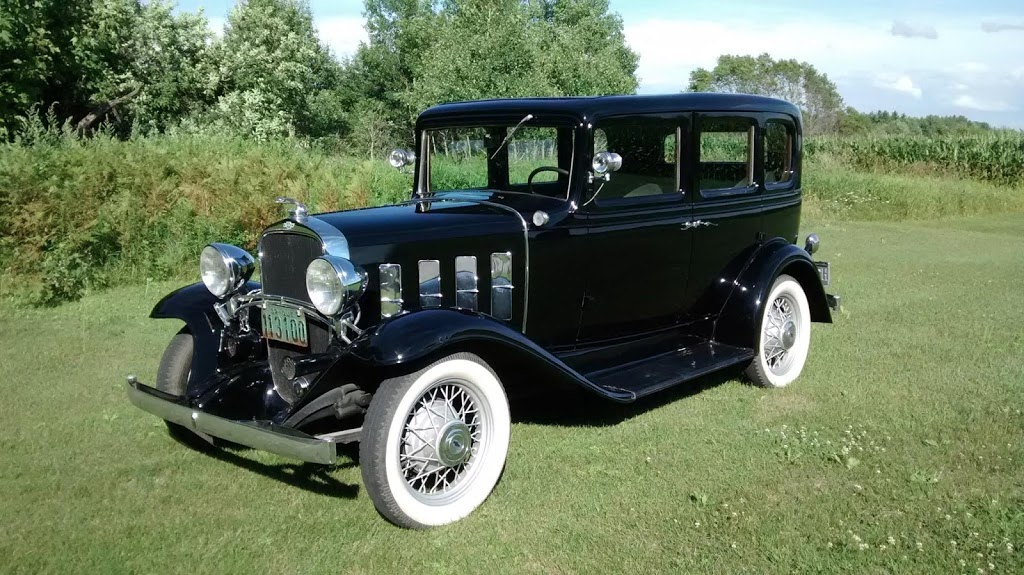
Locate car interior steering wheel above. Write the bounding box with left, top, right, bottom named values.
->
left=527, top=166, right=570, bottom=193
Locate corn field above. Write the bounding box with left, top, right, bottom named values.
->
left=805, top=134, right=1024, bottom=186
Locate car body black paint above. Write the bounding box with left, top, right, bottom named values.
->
left=146, top=93, right=832, bottom=426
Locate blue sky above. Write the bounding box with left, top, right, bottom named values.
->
left=178, top=0, right=1024, bottom=127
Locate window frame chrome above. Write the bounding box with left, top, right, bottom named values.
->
left=379, top=263, right=404, bottom=318
left=418, top=259, right=442, bottom=308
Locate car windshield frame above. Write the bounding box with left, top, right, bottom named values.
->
left=418, top=119, right=579, bottom=201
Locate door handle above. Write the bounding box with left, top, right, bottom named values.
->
left=681, top=220, right=717, bottom=230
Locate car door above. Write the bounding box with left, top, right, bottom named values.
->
left=684, top=112, right=764, bottom=319
left=576, top=114, right=694, bottom=343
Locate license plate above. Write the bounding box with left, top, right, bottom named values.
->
left=815, top=261, right=831, bottom=287
left=261, top=303, right=308, bottom=347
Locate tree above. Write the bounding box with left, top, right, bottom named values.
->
left=688, top=54, right=844, bottom=135
left=0, top=0, right=215, bottom=138
left=124, top=1, right=215, bottom=135
left=210, top=0, right=346, bottom=139
left=528, top=0, right=638, bottom=96
left=352, top=0, right=638, bottom=137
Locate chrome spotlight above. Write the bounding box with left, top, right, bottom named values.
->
left=592, top=151, right=623, bottom=175
left=388, top=149, right=417, bottom=169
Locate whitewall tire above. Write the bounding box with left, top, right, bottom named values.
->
left=745, top=274, right=812, bottom=388
left=360, top=352, right=511, bottom=528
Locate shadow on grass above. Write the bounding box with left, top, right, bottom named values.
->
left=510, top=367, right=742, bottom=427
left=169, top=425, right=360, bottom=499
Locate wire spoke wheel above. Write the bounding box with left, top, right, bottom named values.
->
left=398, top=380, right=488, bottom=504
left=763, top=294, right=799, bottom=375
left=746, top=274, right=812, bottom=388
left=361, top=353, right=510, bottom=528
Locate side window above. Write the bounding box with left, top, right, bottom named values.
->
left=592, top=117, right=678, bottom=202
left=764, top=121, right=795, bottom=187
left=699, top=117, right=756, bottom=193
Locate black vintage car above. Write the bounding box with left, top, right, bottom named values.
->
left=127, top=93, right=838, bottom=528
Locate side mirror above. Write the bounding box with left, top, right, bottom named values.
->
left=388, top=148, right=416, bottom=170
left=590, top=151, right=622, bottom=182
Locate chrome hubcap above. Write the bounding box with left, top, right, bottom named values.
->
left=781, top=321, right=797, bottom=350
left=399, top=381, right=483, bottom=502
left=436, top=420, right=473, bottom=466
left=763, top=295, right=799, bottom=375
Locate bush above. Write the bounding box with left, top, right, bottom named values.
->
left=0, top=132, right=411, bottom=305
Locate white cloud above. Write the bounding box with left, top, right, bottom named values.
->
left=316, top=16, right=367, bottom=60
left=891, top=20, right=938, bottom=39
left=621, top=14, right=1024, bottom=126
left=981, top=21, right=1024, bottom=33
left=875, top=75, right=923, bottom=99
left=954, top=61, right=989, bottom=74
left=953, top=95, right=1015, bottom=112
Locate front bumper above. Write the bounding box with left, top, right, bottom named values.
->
left=126, top=376, right=338, bottom=464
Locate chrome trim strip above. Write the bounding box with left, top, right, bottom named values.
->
left=258, top=216, right=350, bottom=259
left=397, top=197, right=530, bottom=332
left=126, top=378, right=336, bottom=464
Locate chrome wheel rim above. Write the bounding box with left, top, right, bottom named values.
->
left=399, top=380, right=488, bottom=505
left=763, top=294, right=800, bottom=375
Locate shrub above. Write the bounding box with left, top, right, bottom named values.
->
left=0, top=132, right=413, bottom=304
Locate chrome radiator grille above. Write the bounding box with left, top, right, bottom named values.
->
left=259, top=232, right=323, bottom=301
left=259, top=231, right=329, bottom=403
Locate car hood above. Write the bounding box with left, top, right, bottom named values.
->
left=313, top=191, right=565, bottom=250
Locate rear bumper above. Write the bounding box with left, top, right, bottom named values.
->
left=125, top=376, right=337, bottom=465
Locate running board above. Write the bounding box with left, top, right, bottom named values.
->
left=585, top=342, right=754, bottom=401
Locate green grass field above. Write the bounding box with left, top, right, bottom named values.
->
left=1, top=213, right=1023, bottom=574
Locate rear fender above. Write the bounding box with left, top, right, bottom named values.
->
left=714, top=240, right=831, bottom=349
left=150, top=281, right=260, bottom=395
left=347, top=308, right=633, bottom=402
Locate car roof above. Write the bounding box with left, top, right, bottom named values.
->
left=418, top=93, right=802, bottom=125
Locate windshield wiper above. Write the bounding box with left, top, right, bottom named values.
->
left=489, top=113, right=534, bottom=160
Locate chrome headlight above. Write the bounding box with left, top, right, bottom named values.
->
left=306, top=256, right=366, bottom=316
left=200, top=243, right=255, bottom=298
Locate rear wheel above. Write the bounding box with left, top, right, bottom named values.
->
left=360, top=353, right=511, bottom=528
left=745, top=274, right=812, bottom=388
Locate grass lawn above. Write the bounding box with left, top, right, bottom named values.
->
left=1, top=214, right=1023, bottom=574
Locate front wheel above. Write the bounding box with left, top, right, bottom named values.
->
left=360, top=353, right=511, bottom=528
left=745, top=274, right=812, bottom=388
left=155, top=327, right=208, bottom=447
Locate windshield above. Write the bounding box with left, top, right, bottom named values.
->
left=424, top=122, right=575, bottom=199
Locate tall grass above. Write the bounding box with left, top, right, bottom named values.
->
left=802, top=155, right=1024, bottom=221
left=0, top=134, right=410, bottom=304
left=2, top=131, right=1022, bottom=306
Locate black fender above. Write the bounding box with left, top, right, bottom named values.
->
left=713, top=239, right=831, bottom=349
left=347, top=308, right=635, bottom=402
left=150, top=281, right=261, bottom=395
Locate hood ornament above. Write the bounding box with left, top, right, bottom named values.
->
left=275, top=197, right=308, bottom=222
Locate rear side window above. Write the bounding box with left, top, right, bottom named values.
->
left=764, top=121, right=795, bottom=187
left=699, top=117, right=756, bottom=193
left=593, top=117, right=678, bottom=202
